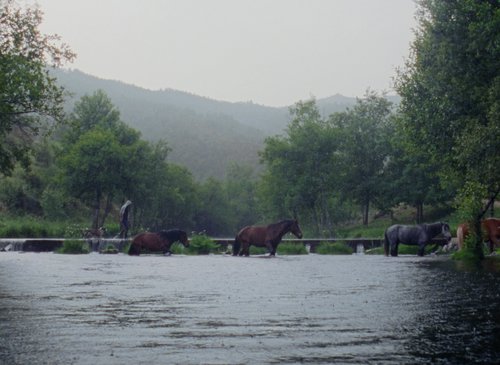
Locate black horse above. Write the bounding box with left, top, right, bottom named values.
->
left=384, top=222, right=452, bottom=256
left=128, top=229, right=189, bottom=255
left=233, top=219, right=303, bottom=257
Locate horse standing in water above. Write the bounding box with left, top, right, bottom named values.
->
left=233, top=219, right=303, bottom=257
left=456, top=218, right=500, bottom=253
left=128, top=229, right=189, bottom=256
left=384, top=222, right=451, bottom=257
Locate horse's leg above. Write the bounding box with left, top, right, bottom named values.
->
left=384, top=232, right=389, bottom=256
left=417, top=243, right=426, bottom=256
left=128, top=242, right=140, bottom=255
left=239, top=241, right=248, bottom=256
left=163, top=242, right=172, bottom=256
left=270, top=242, right=280, bottom=256
left=391, top=241, right=399, bottom=257
left=243, top=242, right=250, bottom=256
left=488, top=236, right=497, bottom=254
left=265, top=241, right=275, bottom=256
left=390, top=241, right=399, bottom=256
left=232, top=236, right=241, bottom=256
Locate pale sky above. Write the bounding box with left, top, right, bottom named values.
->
left=26, top=0, right=417, bottom=107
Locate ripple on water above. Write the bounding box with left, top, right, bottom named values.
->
left=0, top=253, right=499, bottom=364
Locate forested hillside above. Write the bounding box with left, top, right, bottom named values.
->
left=51, top=69, right=365, bottom=179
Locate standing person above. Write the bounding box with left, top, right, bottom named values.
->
left=119, top=200, right=132, bottom=239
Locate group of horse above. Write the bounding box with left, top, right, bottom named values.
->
left=126, top=219, right=302, bottom=256
left=383, top=218, right=500, bottom=257
left=125, top=217, right=500, bottom=257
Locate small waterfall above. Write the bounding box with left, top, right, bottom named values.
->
left=356, top=243, right=365, bottom=254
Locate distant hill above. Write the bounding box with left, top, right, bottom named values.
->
left=51, top=69, right=393, bottom=180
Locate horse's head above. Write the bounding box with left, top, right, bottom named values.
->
left=179, top=230, right=190, bottom=248
left=290, top=219, right=303, bottom=239
left=441, top=223, right=452, bottom=243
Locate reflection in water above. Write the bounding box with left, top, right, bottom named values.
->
left=0, top=253, right=498, bottom=364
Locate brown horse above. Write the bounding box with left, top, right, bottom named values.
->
left=128, top=229, right=189, bottom=256
left=456, top=218, right=500, bottom=253
left=233, top=219, right=303, bottom=257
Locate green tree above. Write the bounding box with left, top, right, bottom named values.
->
left=59, top=128, right=129, bottom=228
left=259, top=99, right=347, bottom=235
left=59, top=91, right=144, bottom=229
left=395, top=0, right=500, bottom=258
left=64, top=90, right=122, bottom=143
left=0, top=0, right=74, bottom=175
left=224, top=163, right=259, bottom=232
left=383, top=114, right=454, bottom=223
left=194, top=178, right=231, bottom=236
left=331, top=91, right=394, bottom=225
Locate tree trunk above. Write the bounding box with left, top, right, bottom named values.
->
left=416, top=203, right=424, bottom=224
left=362, top=201, right=369, bottom=226
left=100, top=193, right=113, bottom=227
left=92, top=190, right=101, bottom=229
left=472, top=216, right=485, bottom=260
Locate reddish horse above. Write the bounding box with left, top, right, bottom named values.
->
left=233, top=219, right=303, bottom=257
left=456, top=218, right=500, bottom=253
left=128, top=229, right=189, bottom=256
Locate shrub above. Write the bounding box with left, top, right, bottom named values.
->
left=0, top=217, right=66, bottom=238
left=170, top=242, right=185, bottom=254
left=185, top=234, right=220, bottom=255
left=56, top=240, right=89, bottom=254
left=277, top=243, right=308, bottom=255
left=316, top=242, right=352, bottom=255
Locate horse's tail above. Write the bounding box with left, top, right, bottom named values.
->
left=456, top=225, right=464, bottom=250
left=232, top=235, right=241, bottom=256
left=383, top=230, right=390, bottom=256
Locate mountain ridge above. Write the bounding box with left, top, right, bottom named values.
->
left=51, top=69, right=394, bottom=180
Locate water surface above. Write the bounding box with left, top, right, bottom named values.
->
left=0, top=253, right=498, bottom=364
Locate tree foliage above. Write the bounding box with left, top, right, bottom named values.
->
left=330, top=91, right=394, bottom=225
left=395, top=0, right=500, bottom=257
left=0, top=0, right=74, bottom=175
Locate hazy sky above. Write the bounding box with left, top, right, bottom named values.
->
left=27, top=0, right=417, bottom=107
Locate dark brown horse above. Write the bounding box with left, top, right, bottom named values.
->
left=128, top=229, right=189, bottom=256
left=456, top=218, right=500, bottom=253
left=233, top=219, right=303, bottom=257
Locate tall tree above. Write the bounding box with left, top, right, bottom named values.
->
left=0, top=0, right=74, bottom=175
left=224, top=163, right=259, bottom=232
left=395, top=0, right=500, bottom=258
left=331, top=91, right=393, bottom=225
left=59, top=91, right=143, bottom=228
left=259, top=99, right=345, bottom=235
left=384, top=113, right=454, bottom=223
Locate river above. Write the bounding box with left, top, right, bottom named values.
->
left=0, top=252, right=499, bottom=364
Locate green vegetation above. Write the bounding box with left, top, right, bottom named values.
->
left=395, top=0, right=499, bottom=260
left=316, top=242, right=352, bottom=255
left=0, top=217, right=67, bottom=238
left=0, top=0, right=75, bottom=176
left=0, top=0, right=498, bottom=263
left=276, top=243, right=308, bottom=255
left=56, top=240, right=89, bottom=254
left=185, top=234, right=221, bottom=255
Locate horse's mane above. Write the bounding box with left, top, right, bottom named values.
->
left=270, top=219, right=296, bottom=227
left=157, top=229, right=185, bottom=240
left=267, top=219, right=297, bottom=235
